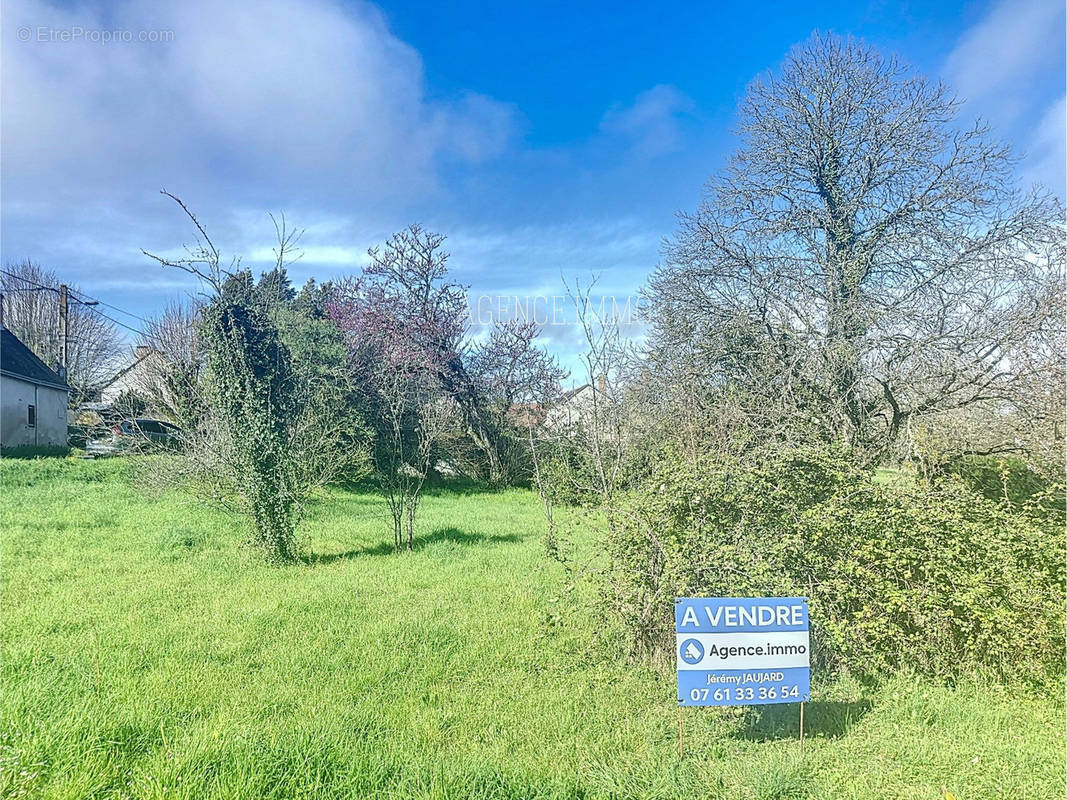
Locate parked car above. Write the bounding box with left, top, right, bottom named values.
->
left=86, top=418, right=182, bottom=456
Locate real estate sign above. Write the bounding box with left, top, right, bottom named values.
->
left=675, top=597, right=810, bottom=707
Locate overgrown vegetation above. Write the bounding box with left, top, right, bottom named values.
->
left=530, top=33, right=1065, bottom=694
left=1, top=18, right=1063, bottom=800
left=138, top=213, right=564, bottom=557
left=143, top=195, right=364, bottom=561
left=2, top=456, right=1063, bottom=800
left=605, top=446, right=1064, bottom=687
left=3, top=39, right=1058, bottom=799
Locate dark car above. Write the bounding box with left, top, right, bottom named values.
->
left=86, top=418, right=182, bottom=456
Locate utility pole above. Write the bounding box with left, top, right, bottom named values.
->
left=1, top=279, right=97, bottom=380
left=58, top=284, right=69, bottom=380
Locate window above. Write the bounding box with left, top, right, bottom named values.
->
left=27, top=404, right=36, bottom=428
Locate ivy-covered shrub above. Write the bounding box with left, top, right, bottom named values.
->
left=606, top=447, right=1065, bottom=687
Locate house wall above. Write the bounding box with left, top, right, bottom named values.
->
left=100, top=353, right=164, bottom=405
left=1, top=375, right=69, bottom=448
left=544, top=385, right=596, bottom=431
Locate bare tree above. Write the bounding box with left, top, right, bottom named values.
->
left=528, top=278, right=635, bottom=558
left=467, top=319, right=566, bottom=481
left=564, top=277, right=630, bottom=502
left=647, top=33, right=1065, bottom=462
left=136, top=300, right=206, bottom=428
left=329, top=266, right=453, bottom=551
left=1, top=260, right=124, bottom=404
left=376, top=366, right=453, bottom=552
left=907, top=290, right=1067, bottom=480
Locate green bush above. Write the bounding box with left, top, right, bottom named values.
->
left=804, top=478, right=1064, bottom=686
left=537, top=440, right=603, bottom=507
left=606, top=448, right=1065, bottom=687
left=943, top=454, right=1065, bottom=514
left=604, top=445, right=859, bottom=661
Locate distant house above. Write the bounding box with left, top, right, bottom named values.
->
left=543, top=376, right=610, bottom=431
left=99, top=346, right=165, bottom=406
left=1, top=327, right=70, bottom=449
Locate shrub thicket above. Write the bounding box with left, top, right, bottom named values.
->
left=943, top=454, right=1065, bottom=513
left=606, top=447, right=1065, bottom=687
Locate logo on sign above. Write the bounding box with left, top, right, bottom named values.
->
left=679, top=638, right=704, bottom=664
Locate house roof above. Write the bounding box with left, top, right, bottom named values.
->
left=561, top=383, right=592, bottom=401
left=0, top=327, right=70, bottom=391
left=100, top=348, right=157, bottom=392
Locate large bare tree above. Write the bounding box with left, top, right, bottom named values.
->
left=1, top=260, right=124, bottom=404
left=647, top=33, right=1065, bottom=462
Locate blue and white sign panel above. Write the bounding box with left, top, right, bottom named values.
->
left=676, top=597, right=810, bottom=707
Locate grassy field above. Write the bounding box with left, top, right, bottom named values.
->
left=1, top=456, right=1063, bottom=800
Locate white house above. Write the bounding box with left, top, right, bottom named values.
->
left=1, top=327, right=70, bottom=449
left=543, top=376, right=612, bottom=432
left=100, top=346, right=166, bottom=406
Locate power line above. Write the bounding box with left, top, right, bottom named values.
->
left=48, top=279, right=151, bottom=325
left=0, top=267, right=147, bottom=320
left=0, top=268, right=56, bottom=292
left=87, top=297, right=150, bottom=324
left=90, top=309, right=146, bottom=338
left=0, top=268, right=148, bottom=336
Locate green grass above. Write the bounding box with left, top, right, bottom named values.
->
left=1, top=457, right=1063, bottom=799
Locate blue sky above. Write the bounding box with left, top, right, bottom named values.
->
left=2, top=0, right=1064, bottom=377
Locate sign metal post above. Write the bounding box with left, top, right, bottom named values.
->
left=677, top=705, right=684, bottom=758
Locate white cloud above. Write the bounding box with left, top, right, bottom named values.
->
left=599, top=85, right=695, bottom=158
left=245, top=245, right=372, bottom=267
left=1022, top=95, right=1067, bottom=195
left=2, top=0, right=517, bottom=208
left=943, top=0, right=1065, bottom=197
left=944, top=0, right=1062, bottom=115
